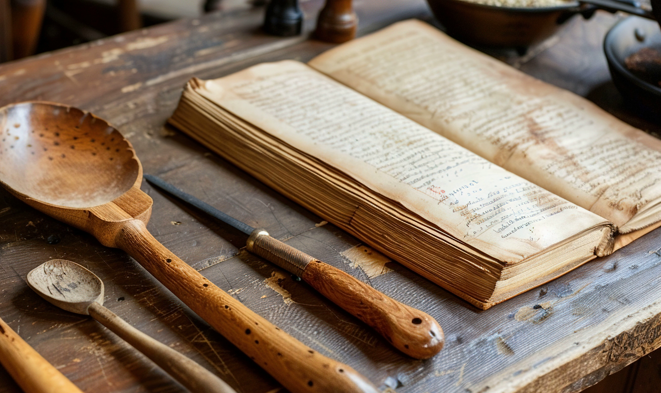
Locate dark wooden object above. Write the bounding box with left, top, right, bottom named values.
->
left=0, top=1, right=660, bottom=392
left=314, top=0, right=357, bottom=43
left=263, top=0, right=303, bottom=36
left=8, top=0, right=46, bottom=59
left=117, top=0, right=141, bottom=32
left=0, top=0, right=11, bottom=62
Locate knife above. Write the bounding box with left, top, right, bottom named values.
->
left=144, top=174, right=444, bottom=359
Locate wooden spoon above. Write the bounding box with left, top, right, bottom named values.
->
left=27, top=259, right=236, bottom=393
left=0, top=316, right=83, bottom=393
left=0, top=102, right=378, bottom=393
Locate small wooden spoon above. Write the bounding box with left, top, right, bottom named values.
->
left=0, top=102, right=378, bottom=393
left=27, top=259, right=235, bottom=393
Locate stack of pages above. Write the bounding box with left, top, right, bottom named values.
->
left=169, top=20, right=661, bottom=309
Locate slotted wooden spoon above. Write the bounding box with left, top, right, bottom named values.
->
left=0, top=102, right=378, bottom=393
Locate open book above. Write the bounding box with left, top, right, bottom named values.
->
left=169, top=20, right=661, bottom=309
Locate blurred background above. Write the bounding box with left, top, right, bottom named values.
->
left=0, top=0, right=266, bottom=63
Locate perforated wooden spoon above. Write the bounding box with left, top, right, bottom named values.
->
left=27, top=259, right=236, bottom=393
left=0, top=102, right=379, bottom=393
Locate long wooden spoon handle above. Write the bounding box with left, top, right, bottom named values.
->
left=247, top=232, right=444, bottom=359
left=0, top=317, right=83, bottom=393
left=87, top=302, right=236, bottom=393
left=115, top=220, right=378, bottom=393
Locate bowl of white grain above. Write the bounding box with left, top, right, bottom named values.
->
left=426, top=0, right=582, bottom=49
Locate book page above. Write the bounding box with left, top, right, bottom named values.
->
left=195, top=61, right=609, bottom=264
left=309, top=20, right=661, bottom=232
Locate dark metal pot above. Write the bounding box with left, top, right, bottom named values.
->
left=604, top=16, right=661, bottom=117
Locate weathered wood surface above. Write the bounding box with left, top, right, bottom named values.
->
left=0, top=1, right=660, bottom=392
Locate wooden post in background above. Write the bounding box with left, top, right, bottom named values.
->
left=118, top=0, right=141, bottom=32
left=9, top=0, right=46, bottom=59
left=0, top=0, right=11, bottom=63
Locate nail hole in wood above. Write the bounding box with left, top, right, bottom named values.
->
left=412, top=318, right=422, bottom=325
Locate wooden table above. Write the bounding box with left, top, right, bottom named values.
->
left=1, top=1, right=660, bottom=392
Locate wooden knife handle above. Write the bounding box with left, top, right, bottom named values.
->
left=88, top=302, right=236, bottom=393
left=247, top=232, right=445, bottom=359
left=0, top=317, right=83, bottom=393
left=115, top=220, right=378, bottom=393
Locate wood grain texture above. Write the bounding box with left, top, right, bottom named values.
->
left=0, top=100, right=377, bottom=392
left=0, top=2, right=660, bottom=392
left=27, top=259, right=235, bottom=393
left=0, top=316, right=82, bottom=393
left=302, top=260, right=444, bottom=359
left=115, top=219, right=379, bottom=393
left=248, top=231, right=444, bottom=359
left=87, top=302, right=236, bottom=393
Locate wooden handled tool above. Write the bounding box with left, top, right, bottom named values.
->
left=0, top=102, right=378, bottom=393
left=27, top=259, right=236, bottom=393
left=0, top=316, right=83, bottom=393
left=145, top=174, right=445, bottom=359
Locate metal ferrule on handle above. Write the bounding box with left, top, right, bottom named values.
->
left=246, top=229, right=312, bottom=277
